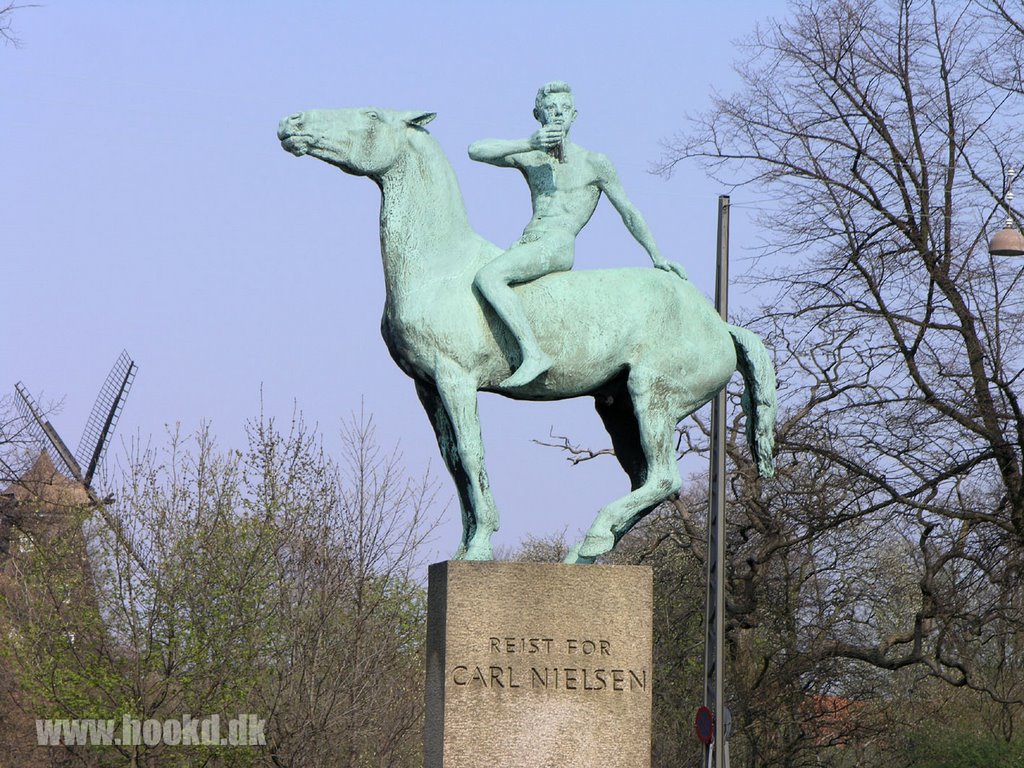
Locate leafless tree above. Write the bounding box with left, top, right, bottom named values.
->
left=0, top=2, right=37, bottom=47
left=622, top=0, right=1024, bottom=763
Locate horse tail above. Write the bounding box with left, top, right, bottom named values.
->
left=727, top=325, right=777, bottom=478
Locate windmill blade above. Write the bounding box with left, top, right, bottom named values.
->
left=14, top=382, right=84, bottom=482
left=76, top=350, right=137, bottom=487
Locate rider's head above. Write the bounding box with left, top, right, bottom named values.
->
left=533, top=81, right=577, bottom=132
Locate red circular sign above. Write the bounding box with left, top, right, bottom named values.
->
left=695, top=706, right=715, bottom=745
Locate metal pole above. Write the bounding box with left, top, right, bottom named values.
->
left=703, top=195, right=729, bottom=767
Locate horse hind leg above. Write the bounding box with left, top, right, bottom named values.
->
left=567, top=374, right=682, bottom=564
left=563, top=388, right=660, bottom=564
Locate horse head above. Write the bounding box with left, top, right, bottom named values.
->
left=278, top=108, right=437, bottom=177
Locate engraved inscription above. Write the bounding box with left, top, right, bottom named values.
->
left=489, top=637, right=555, bottom=654
left=567, top=638, right=610, bottom=655
left=451, top=635, right=648, bottom=694
left=451, top=665, right=646, bottom=691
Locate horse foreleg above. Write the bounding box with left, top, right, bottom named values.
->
left=422, top=365, right=499, bottom=561
left=415, top=380, right=476, bottom=559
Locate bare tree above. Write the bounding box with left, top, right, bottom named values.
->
left=629, top=0, right=1024, bottom=763
left=978, top=0, right=1024, bottom=95
left=0, top=393, right=47, bottom=489
left=0, top=2, right=37, bottom=47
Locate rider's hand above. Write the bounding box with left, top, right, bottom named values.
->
left=653, top=258, right=689, bottom=281
left=529, top=125, right=565, bottom=150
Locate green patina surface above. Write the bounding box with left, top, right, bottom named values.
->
left=278, top=85, right=777, bottom=563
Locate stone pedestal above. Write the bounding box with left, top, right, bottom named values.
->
left=425, top=561, right=653, bottom=768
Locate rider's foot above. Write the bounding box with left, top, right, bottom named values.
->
left=501, top=352, right=553, bottom=388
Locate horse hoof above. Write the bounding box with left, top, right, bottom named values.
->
left=563, top=545, right=595, bottom=565
left=577, top=530, right=614, bottom=559
left=462, top=543, right=494, bottom=561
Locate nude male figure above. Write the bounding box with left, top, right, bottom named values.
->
left=469, top=81, right=688, bottom=388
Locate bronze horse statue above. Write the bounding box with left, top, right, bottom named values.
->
left=278, top=107, right=776, bottom=563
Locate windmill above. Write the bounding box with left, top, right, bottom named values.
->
left=13, top=350, right=137, bottom=502
left=2, top=351, right=152, bottom=576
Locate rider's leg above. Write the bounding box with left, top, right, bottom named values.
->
left=474, top=237, right=572, bottom=387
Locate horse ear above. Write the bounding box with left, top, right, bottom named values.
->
left=403, top=111, right=436, bottom=128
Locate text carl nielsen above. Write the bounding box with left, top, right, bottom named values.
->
left=449, top=636, right=649, bottom=693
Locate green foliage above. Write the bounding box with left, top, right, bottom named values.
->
left=1, top=411, right=437, bottom=767
left=906, top=730, right=1024, bottom=768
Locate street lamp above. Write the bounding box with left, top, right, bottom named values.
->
left=989, top=167, right=1024, bottom=257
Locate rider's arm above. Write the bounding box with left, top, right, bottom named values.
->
left=468, top=139, right=533, bottom=167
left=469, top=126, right=563, bottom=167
left=595, top=154, right=689, bottom=280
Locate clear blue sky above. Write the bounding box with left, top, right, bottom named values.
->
left=2, top=1, right=788, bottom=561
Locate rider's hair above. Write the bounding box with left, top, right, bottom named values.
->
left=534, top=81, right=574, bottom=119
